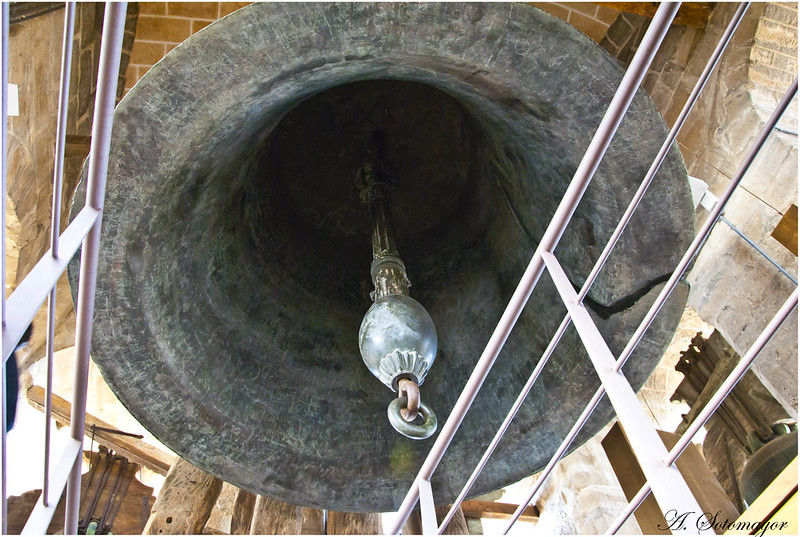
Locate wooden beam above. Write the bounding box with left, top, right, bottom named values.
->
left=230, top=489, right=256, bottom=535
left=144, top=457, right=223, bottom=534
left=602, top=422, right=740, bottom=535
left=26, top=385, right=175, bottom=476
left=596, top=3, right=712, bottom=28
left=249, top=495, right=322, bottom=535
left=327, top=511, right=382, bottom=535
left=402, top=505, right=470, bottom=535
left=771, top=204, right=798, bottom=256
left=460, top=500, right=539, bottom=522
left=64, top=134, right=92, bottom=158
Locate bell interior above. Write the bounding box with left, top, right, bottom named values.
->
left=71, top=3, right=695, bottom=512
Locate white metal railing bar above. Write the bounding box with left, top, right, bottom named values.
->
left=665, top=288, right=798, bottom=465
left=602, top=289, right=797, bottom=533
left=44, top=1, right=75, bottom=508
left=1, top=1, right=8, bottom=330
left=1, top=206, right=100, bottom=360
left=542, top=250, right=712, bottom=534
left=386, top=5, right=681, bottom=533
left=502, top=386, right=607, bottom=533
left=717, top=214, right=798, bottom=285
left=576, top=1, right=750, bottom=302
left=21, top=438, right=82, bottom=535
left=418, top=479, right=438, bottom=535
left=64, top=3, right=126, bottom=533
left=613, top=76, right=799, bottom=372
left=605, top=483, right=652, bottom=535
left=501, top=76, right=800, bottom=534
left=436, top=315, right=573, bottom=532
left=1, top=2, right=9, bottom=531
left=439, top=7, right=751, bottom=531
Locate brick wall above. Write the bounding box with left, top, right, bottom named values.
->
left=530, top=2, right=620, bottom=42
left=749, top=2, right=798, bottom=122
left=125, top=2, right=251, bottom=93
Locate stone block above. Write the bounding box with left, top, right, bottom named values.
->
left=763, top=3, right=798, bottom=27
left=595, top=5, right=619, bottom=24
left=139, top=2, right=166, bottom=15
left=220, top=2, right=252, bottom=18
left=599, top=36, right=618, bottom=57
left=652, top=26, right=687, bottom=72
left=130, top=41, right=165, bottom=66
left=567, top=10, right=609, bottom=42
left=769, top=50, right=797, bottom=72
left=749, top=63, right=796, bottom=91
left=136, top=15, right=192, bottom=43
left=648, top=80, right=675, bottom=115
left=192, top=19, right=213, bottom=34
left=124, top=62, right=137, bottom=89
left=605, top=16, right=632, bottom=48
left=167, top=2, right=218, bottom=20
left=530, top=2, right=569, bottom=21
left=567, top=3, right=598, bottom=17
left=755, top=19, right=798, bottom=54
left=643, top=72, right=658, bottom=94
left=750, top=45, right=775, bottom=66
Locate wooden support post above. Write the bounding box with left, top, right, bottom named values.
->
left=27, top=385, right=175, bottom=476
left=230, top=489, right=257, bottom=535
left=460, top=500, right=539, bottom=522
left=249, top=495, right=323, bottom=535
left=602, top=422, right=739, bottom=535
left=143, top=458, right=223, bottom=535
left=402, top=505, right=469, bottom=535
left=436, top=505, right=469, bottom=535
left=327, top=511, right=383, bottom=535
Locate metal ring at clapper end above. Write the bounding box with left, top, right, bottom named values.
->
left=388, top=397, right=437, bottom=440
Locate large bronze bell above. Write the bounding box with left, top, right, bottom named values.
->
left=71, top=3, right=694, bottom=511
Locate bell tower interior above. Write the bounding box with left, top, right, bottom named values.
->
left=3, top=2, right=797, bottom=535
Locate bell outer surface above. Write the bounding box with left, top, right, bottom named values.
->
left=70, top=3, right=694, bottom=511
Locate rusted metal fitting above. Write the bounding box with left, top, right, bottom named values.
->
left=397, top=378, right=420, bottom=422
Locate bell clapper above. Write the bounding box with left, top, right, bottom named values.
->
left=357, top=154, right=438, bottom=440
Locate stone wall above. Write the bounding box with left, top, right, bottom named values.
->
left=650, top=3, right=798, bottom=417
left=749, top=3, right=798, bottom=123
left=6, top=4, right=137, bottom=371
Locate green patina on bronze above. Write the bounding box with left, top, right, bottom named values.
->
left=71, top=3, right=694, bottom=511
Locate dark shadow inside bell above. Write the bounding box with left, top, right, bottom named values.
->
left=258, top=79, right=495, bottom=307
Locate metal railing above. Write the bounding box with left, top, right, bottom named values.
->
left=387, top=2, right=798, bottom=534
left=0, top=2, right=127, bottom=534
left=0, top=1, right=795, bottom=535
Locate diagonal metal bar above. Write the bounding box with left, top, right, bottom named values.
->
left=502, top=386, right=607, bottom=533
left=64, top=3, right=127, bottom=533
left=542, top=250, right=712, bottom=534
left=577, top=1, right=750, bottom=302
left=1, top=3, right=10, bottom=531
left=386, top=5, right=680, bottom=532
left=418, top=479, right=438, bottom=535
left=1, top=206, right=100, bottom=362
left=717, top=215, right=798, bottom=285
left=605, top=483, right=652, bottom=535
left=21, top=438, right=82, bottom=535
left=437, top=314, right=572, bottom=533
left=44, top=0, right=76, bottom=508
left=613, top=76, right=798, bottom=373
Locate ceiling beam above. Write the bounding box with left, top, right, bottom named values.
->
left=597, top=3, right=712, bottom=28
